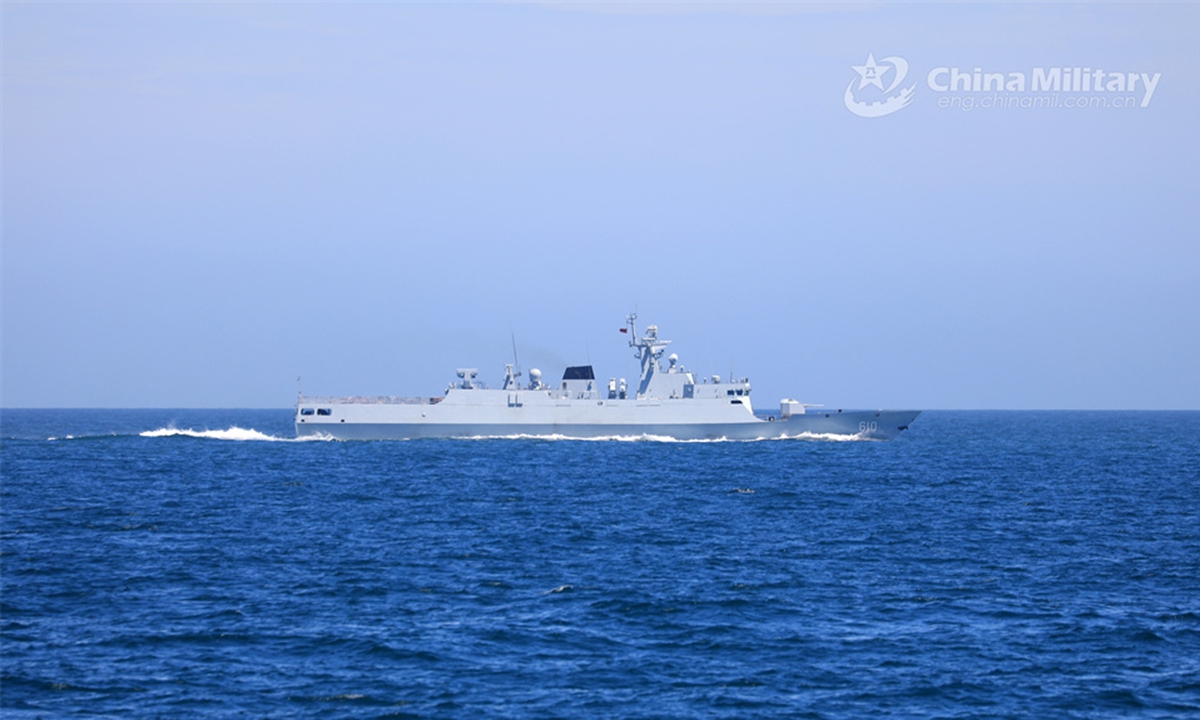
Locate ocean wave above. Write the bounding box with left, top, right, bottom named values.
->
left=139, top=426, right=330, bottom=442
left=46, top=433, right=120, bottom=442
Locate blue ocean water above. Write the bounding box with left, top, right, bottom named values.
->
left=2, top=410, right=1198, bottom=718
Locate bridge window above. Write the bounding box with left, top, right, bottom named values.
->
left=300, top=408, right=315, bottom=416
left=316, top=408, right=332, bottom=416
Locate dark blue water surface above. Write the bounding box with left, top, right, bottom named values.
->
left=2, top=410, right=1198, bottom=718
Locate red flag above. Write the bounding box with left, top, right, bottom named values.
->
left=619, top=328, right=628, bottom=333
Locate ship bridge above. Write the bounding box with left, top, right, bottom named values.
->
left=625, top=313, right=751, bottom=408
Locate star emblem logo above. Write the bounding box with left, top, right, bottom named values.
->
left=852, top=53, right=890, bottom=91
left=844, top=53, right=916, bottom=118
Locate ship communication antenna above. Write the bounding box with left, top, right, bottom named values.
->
left=510, top=332, right=522, bottom=377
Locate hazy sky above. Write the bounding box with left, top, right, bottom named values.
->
left=4, top=1, right=1198, bottom=409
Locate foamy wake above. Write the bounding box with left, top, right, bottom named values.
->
left=134, top=428, right=866, bottom=443
left=139, top=426, right=330, bottom=442
left=457, top=431, right=867, bottom=443
left=458, top=433, right=695, bottom=443
left=783, top=432, right=871, bottom=442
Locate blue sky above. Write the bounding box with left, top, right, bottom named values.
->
left=3, top=2, right=1198, bottom=409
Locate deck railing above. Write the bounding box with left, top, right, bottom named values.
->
left=298, top=395, right=443, bottom=405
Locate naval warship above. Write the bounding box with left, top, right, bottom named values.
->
left=294, top=314, right=920, bottom=441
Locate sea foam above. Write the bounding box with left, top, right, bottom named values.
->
left=139, top=426, right=329, bottom=442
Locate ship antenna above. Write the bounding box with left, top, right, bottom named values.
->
left=511, top=332, right=521, bottom=376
